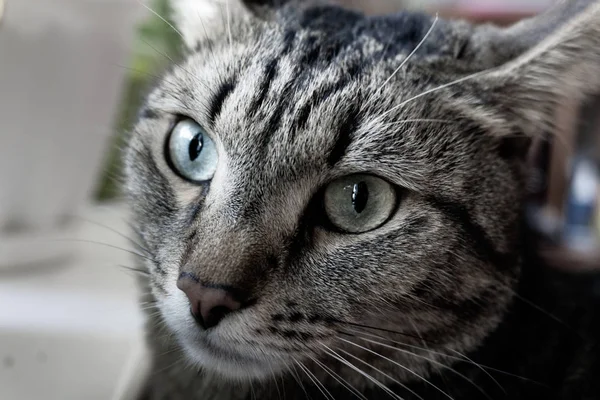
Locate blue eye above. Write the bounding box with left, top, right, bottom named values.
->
left=168, top=119, right=218, bottom=182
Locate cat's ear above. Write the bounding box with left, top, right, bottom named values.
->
left=169, top=0, right=248, bottom=49
left=466, top=0, right=600, bottom=140
left=169, top=0, right=308, bottom=49
left=468, top=0, right=594, bottom=66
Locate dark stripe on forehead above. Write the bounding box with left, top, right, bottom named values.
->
left=327, top=104, right=359, bottom=166
left=425, top=195, right=517, bottom=270
left=247, top=58, right=279, bottom=117
left=294, top=55, right=364, bottom=130
left=295, top=76, right=349, bottom=130
left=261, top=77, right=297, bottom=146
left=208, top=79, right=236, bottom=125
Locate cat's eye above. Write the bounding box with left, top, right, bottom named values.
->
left=167, top=118, right=218, bottom=182
left=323, top=174, right=397, bottom=233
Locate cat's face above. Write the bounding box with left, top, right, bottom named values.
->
left=125, top=0, right=600, bottom=383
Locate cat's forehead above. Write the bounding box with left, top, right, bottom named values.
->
left=140, top=6, right=483, bottom=196
left=154, top=7, right=468, bottom=147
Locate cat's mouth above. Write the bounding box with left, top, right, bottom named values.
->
left=179, top=335, right=288, bottom=379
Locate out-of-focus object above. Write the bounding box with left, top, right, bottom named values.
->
left=337, top=0, right=409, bottom=14
left=527, top=87, right=600, bottom=270
left=426, top=0, right=552, bottom=23
left=0, top=0, right=141, bottom=270
left=563, top=157, right=600, bottom=252
left=0, top=0, right=5, bottom=24
left=0, top=204, right=149, bottom=400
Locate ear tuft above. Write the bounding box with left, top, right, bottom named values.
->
left=169, top=0, right=310, bottom=49
left=169, top=0, right=251, bottom=49
left=471, top=1, right=600, bottom=139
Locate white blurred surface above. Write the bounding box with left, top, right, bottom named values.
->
left=0, top=0, right=142, bottom=268
left=0, top=203, right=149, bottom=400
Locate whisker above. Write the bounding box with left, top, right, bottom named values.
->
left=343, top=327, right=544, bottom=388
left=447, top=350, right=548, bottom=387
left=280, top=374, right=287, bottom=400
left=152, top=357, right=183, bottom=376
left=333, top=345, right=423, bottom=400
left=341, top=331, right=493, bottom=400
left=117, top=264, right=150, bottom=276
left=380, top=68, right=494, bottom=122
left=249, top=379, right=257, bottom=400
left=320, top=343, right=406, bottom=400
left=511, top=292, right=572, bottom=330
left=197, top=8, right=221, bottom=77
left=288, top=361, right=313, bottom=400
left=225, top=0, right=233, bottom=50
left=445, top=349, right=505, bottom=394
left=337, top=338, right=452, bottom=400
left=330, top=318, right=440, bottom=344
left=377, top=14, right=439, bottom=94
left=70, top=215, right=152, bottom=256
left=139, top=38, right=211, bottom=92
left=269, top=363, right=283, bottom=400
left=139, top=305, right=161, bottom=313
left=53, top=238, right=156, bottom=263
left=382, top=118, right=453, bottom=128
left=136, top=0, right=184, bottom=40
left=295, top=359, right=335, bottom=400
left=365, top=67, right=497, bottom=134
left=307, top=354, right=369, bottom=400
left=112, top=63, right=164, bottom=81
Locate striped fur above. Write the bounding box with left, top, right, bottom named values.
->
left=125, top=1, right=600, bottom=399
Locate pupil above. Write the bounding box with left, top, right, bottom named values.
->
left=188, top=133, right=204, bottom=161
left=352, top=181, right=369, bottom=214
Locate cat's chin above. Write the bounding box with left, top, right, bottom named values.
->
left=179, top=337, right=286, bottom=381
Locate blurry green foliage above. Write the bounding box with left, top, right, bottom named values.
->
left=94, top=0, right=183, bottom=201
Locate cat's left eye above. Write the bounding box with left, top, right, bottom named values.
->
left=323, top=174, right=397, bottom=233
left=167, top=118, right=218, bottom=182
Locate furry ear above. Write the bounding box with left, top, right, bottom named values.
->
left=467, top=0, right=594, bottom=67
left=467, top=0, right=600, bottom=139
left=169, top=0, right=299, bottom=49
left=169, top=0, right=249, bottom=49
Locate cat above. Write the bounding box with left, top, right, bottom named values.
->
left=124, top=0, right=600, bottom=398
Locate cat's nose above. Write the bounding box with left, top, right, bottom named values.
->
left=177, top=275, right=243, bottom=329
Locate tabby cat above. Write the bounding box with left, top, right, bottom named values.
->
left=125, top=0, right=600, bottom=398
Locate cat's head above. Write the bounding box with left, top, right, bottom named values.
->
left=125, top=0, right=600, bottom=383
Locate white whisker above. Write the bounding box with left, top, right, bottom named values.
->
left=136, top=0, right=184, bottom=40
left=382, top=118, right=453, bottom=128
left=337, top=337, right=453, bottom=400
left=343, top=331, right=494, bottom=400
left=53, top=238, right=155, bottom=263
left=377, top=14, right=439, bottom=94
left=225, top=0, right=233, bottom=50
left=287, top=361, right=312, bottom=400
left=333, top=345, right=422, bottom=400
left=377, top=68, right=494, bottom=124
left=320, top=343, right=406, bottom=400
left=70, top=215, right=151, bottom=255
left=295, top=359, right=335, bottom=400
left=139, top=38, right=212, bottom=92
left=307, top=354, right=369, bottom=400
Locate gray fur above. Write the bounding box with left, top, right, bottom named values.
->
left=125, top=1, right=600, bottom=398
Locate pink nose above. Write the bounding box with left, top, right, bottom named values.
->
left=177, top=276, right=243, bottom=329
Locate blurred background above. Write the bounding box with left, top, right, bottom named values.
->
left=0, top=0, right=598, bottom=399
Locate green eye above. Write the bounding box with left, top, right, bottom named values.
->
left=167, top=118, right=218, bottom=182
left=324, top=174, right=397, bottom=233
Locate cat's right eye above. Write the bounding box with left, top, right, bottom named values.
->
left=166, top=118, right=218, bottom=183
left=323, top=174, right=397, bottom=233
